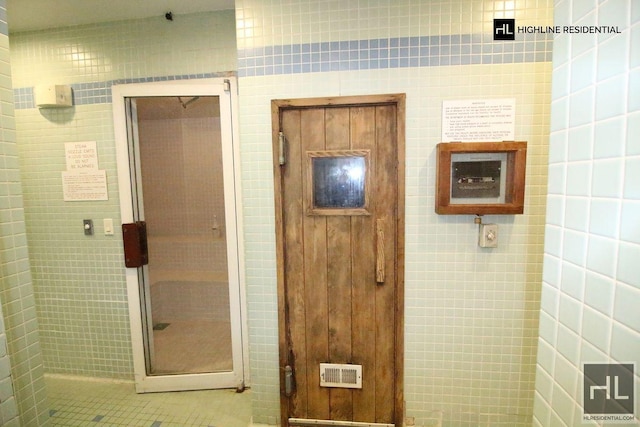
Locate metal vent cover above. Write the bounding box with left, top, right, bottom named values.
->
left=319, top=363, right=362, bottom=389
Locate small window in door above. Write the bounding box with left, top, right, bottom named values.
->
left=306, top=150, right=371, bottom=216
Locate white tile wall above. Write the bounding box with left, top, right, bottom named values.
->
left=235, top=1, right=553, bottom=425
left=533, top=0, right=640, bottom=425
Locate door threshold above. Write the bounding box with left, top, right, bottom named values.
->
left=289, top=418, right=394, bottom=427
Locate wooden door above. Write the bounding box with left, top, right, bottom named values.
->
left=272, top=95, right=405, bottom=427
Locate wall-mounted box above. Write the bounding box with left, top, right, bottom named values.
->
left=35, top=85, right=73, bottom=108
left=435, top=141, right=527, bottom=215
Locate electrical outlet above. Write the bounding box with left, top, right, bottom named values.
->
left=479, top=223, right=498, bottom=248
left=104, top=218, right=114, bottom=236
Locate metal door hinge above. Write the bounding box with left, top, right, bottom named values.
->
left=284, top=365, right=294, bottom=396
left=278, top=132, right=287, bottom=166
left=223, top=79, right=231, bottom=92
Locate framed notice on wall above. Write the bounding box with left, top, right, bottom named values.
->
left=435, top=141, right=527, bottom=215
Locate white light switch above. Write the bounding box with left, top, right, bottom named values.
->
left=104, top=218, right=114, bottom=236
left=479, top=223, right=498, bottom=248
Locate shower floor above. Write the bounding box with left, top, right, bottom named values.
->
left=151, top=319, right=233, bottom=375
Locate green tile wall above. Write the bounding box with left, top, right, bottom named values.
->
left=10, top=10, right=237, bottom=380
left=16, top=104, right=133, bottom=379
left=0, top=0, right=49, bottom=424
left=0, top=307, right=20, bottom=427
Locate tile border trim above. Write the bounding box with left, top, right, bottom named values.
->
left=13, top=71, right=235, bottom=110
left=237, top=33, right=553, bottom=77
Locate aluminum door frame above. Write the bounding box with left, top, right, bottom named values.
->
left=112, top=78, right=248, bottom=393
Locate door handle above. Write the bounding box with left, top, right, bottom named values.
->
left=376, top=219, right=385, bottom=283
left=122, top=221, right=149, bottom=268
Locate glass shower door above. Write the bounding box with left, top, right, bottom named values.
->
left=134, top=96, right=233, bottom=376
left=115, top=79, right=244, bottom=393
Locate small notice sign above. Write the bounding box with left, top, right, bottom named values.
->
left=62, top=170, right=109, bottom=201
left=65, top=141, right=99, bottom=170
left=442, top=99, right=516, bottom=142
left=61, top=141, right=109, bottom=201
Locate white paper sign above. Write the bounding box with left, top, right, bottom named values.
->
left=62, top=170, right=109, bottom=201
left=62, top=141, right=109, bottom=201
left=65, top=141, right=99, bottom=171
left=442, top=99, right=516, bottom=142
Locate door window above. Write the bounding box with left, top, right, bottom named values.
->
left=306, top=150, right=371, bottom=216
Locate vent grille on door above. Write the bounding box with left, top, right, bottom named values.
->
left=320, top=363, right=363, bottom=389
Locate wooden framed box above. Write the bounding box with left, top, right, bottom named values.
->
left=435, top=141, right=527, bottom=215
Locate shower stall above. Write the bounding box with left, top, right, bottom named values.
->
left=113, top=79, right=245, bottom=393
left=137, top=95, right=232, bottom=375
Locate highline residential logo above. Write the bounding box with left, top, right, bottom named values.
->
left=493, top=19, right=622, bottom=41
left=583, top=363, right=636, bottom=424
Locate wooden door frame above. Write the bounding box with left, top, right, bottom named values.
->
left=271, top=94, right=406, bottom=426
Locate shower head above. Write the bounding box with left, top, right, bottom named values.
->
left=178, top=96, right=200, bottom=109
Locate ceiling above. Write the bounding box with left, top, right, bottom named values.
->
left=6, top=0, right=235, bottom=33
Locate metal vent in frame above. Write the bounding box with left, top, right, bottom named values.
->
left=320, top=363, right=362, bottom=389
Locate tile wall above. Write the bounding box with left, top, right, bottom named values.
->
left=12, top=2, right=634, bottom=427
left=136, top=113, right=230, bottom=324
left=137, top=115, right=227, bottom=268
left=235, top=1, right=553, bottom=425
left=0, top=311, right=19, bottom=427
left=533, top=0, right=640, bottom=425
left=0, top=4, right=19, bottom=423
left=9, top=11, right=237, bottom=379
left=0, top=0, right=49, bottom=425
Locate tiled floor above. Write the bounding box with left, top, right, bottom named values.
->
left=46, top=376, right=252, bottom=427
left=153, top=319, right=232, bottom=374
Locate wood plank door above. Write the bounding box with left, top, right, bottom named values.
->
left=272, top=95, right=405, bottom=427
